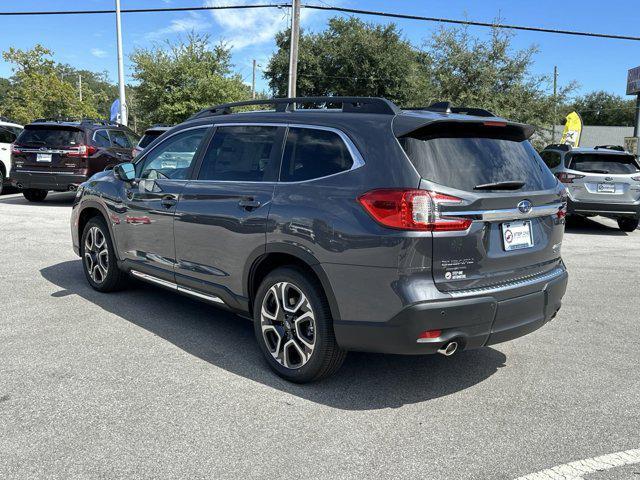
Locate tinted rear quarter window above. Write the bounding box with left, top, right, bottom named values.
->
left=198, top=126, right=280, bottom=182
left=109, top=130, right=132, bottom=148
left=399, top=132, right=557, bottom=191
left=280, top=127, right=353, bottom=182
left=0, top=128, right=16, bottom=143
left=568, top=153, right=640, bottom=174
left=17, top=126, right=84, bottom=147
left=540, top=151, right=561, bottom=169
left=93, top=129, right=111, bottom=148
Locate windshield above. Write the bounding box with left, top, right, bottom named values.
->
left=567, top=153, right=640, bottom=174
left=17, top=126, right=84, bottom=147
left=399, top=133, right=557, bottom=192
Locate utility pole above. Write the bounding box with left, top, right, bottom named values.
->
left=115, top=0, right=127, bottom=125
left=78, top=74, right=82, bottom=102
left=552, top=66, right=558, bottom=143
left=287, top=0, right=301, bottom=99
left=252, top=59, right=257, bottom=99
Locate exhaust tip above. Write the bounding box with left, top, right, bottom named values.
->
left=437, top=341, right=458, bottom=357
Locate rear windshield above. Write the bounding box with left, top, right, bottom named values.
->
left=138, top=131, right=163, bottom=149
left=17, top=126, right=84, bottom=148
left=399, top=132, right=557, bottom=192
left=567, top=153, right=640, bottom=175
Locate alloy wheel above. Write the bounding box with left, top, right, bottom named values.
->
left=260, top=282, right=316, bottom=369
left=84, top=226, right=109, bottom=284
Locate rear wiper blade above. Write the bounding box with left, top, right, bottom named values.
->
left=473, top=181, right=525, bottom=191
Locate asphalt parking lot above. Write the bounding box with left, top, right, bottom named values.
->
left=0, top=191, right=638, bottom=480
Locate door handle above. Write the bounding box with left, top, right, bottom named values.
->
left=161, top=194, right=178, bottom=208
left=0, top=147, right=7, bottom=151
left=238, top=198, right=261, bottom=210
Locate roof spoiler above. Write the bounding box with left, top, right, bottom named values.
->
left=393, top=116, right=535, bottom=140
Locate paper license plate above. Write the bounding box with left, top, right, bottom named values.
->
left=502, top=221, right=534, bottom=251
left=597, top=183, right=615, bottom=193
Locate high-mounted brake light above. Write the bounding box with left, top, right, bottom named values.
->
left=358, top=189, right=472, bottom=232
left=67, top=145, right=97, bottom=158
left=483, top=121, right=507, bottom=127
left=555, top=172, right=585, bottom=184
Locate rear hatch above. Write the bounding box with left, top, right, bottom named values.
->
left=398, top=121, right=565, bottom=292
left=562, top=152, right=640, bottom=204
left=13, top=125, right=87, bottom=173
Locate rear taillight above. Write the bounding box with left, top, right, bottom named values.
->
left=10, top=144, right=22, bottom=154
left=555, top=172, right=585, bottom=184
left=67, top=145, right=97, bottom=158
left=358, top=189, right=472, bottom=232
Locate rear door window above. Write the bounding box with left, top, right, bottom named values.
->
left=280, top=127, right=353, bottom=182
left=0, top=128, right=16, bottom=144
left=399, top=130, right=556, bottom=192
left=567, top=153, right=640, bottom=174
left=198, top=126, right=281, bottom=182
left=17, top=126, right=83, bottom=147
left=109, top=130, right=132, bottom=148
left=93, top=129, right=111, bottom=148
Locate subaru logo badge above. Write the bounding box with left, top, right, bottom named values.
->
left=605, top=176, right=613, bottom=182
left=518, top=200, right=532, bottom=214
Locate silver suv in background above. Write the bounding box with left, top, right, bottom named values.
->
left=540, top=144, right=640, bottom=232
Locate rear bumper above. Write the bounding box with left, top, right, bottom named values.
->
left=11, top=170, right=87, bottom=191
left=568, top=198, right=640, bottom=218
left=333, top=268, right=568, bottom=355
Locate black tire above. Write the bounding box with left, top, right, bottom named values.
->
left=618, top=217, right=639, bottom=232
left=0, top=169, right=4, bottom=196
left=80, top=217, right=128, bottom=292
left=23, top=189, right=48, bottom=202
left=253, top=267, right=346, bottom=383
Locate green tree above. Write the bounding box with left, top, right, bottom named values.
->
left=2, top=45, right=98, bottom=124
left=130, top=33, right=250, bottom=127
left=568, top=90, right=636, bottom=126
left=419, top=26, right=575, bottom=145
left=265, top=17, right=429, bottom=105
left=55, top=64, right=119, bottom=119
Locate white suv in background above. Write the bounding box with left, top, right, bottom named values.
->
left=0, top=117, right=23, bottom=195
left=540, top=144, right=640, bottom=232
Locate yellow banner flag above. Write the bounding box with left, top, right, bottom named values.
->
left=561, top=111, right=583, bottom=147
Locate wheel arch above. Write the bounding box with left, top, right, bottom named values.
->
left=245, top=244, right=341, bottom=322
left=77, top=201, right=121, bottom=259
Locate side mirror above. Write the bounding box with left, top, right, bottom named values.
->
left=114, top=162, right=136, bottom=182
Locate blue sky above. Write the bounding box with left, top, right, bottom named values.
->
left=0, top=0, right=638, bottom=99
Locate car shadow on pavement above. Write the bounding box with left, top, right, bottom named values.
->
left=0, top=192, right=76, bottom=206
left=41, top=260, right=506, bottom=411
left=564, top=216, right=629, bottom=236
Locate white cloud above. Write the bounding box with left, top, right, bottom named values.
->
left=205, top=0, right=301, bottom=50
left=145, top=12, right=212, bottom=40
left=90, top=48, right=108, bottom=58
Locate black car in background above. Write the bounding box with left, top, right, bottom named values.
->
left=133, top=125, right=171, bottom=157
left=11, top=118, right=139, bottom=202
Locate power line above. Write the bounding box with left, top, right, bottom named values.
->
left=303, top=5, right=640, bottom=42
left=0, top=4, right=289, bottom=16
left=0, top=3, right=638, bottom=42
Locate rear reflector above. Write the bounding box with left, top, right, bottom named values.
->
left=358, top=189, right=472, bottom=231
left=418, top=330, right=442, bottom=340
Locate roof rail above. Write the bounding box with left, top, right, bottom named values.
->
left=543, top=143, right=572, bottom=151
left=0, top=116, right=19, bottom=124
left=189, top=96, right=401, bottom=119
left=594, top=144, right=626, bottom=151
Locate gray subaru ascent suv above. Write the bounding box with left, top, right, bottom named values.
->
left=540, top=144, right=640, bottom=231
left=71, top=97, right=568, bottom=382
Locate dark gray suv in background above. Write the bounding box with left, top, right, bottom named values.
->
left=71, top=97, right=568, bottom=382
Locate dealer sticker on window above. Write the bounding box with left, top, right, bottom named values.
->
left=502, top=220, right=534, bottom=251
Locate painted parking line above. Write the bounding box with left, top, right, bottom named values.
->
left=514, top=448, right=640, bottom=480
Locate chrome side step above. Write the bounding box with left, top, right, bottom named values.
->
left=130, top=270, right=225, bottom=304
